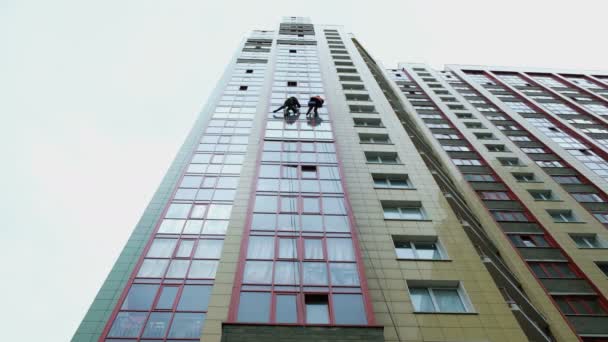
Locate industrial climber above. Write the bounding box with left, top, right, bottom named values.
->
left=273, top=96, right=301, bottom=117
left=306, top=95, right=324, bottom=117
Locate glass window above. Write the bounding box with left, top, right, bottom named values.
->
left=121, top=284, right=158, bottom=310
left=596, top=262, right=608, bottom=277
left=278, top=238, right=297, bottom=259
left=255, top=195, right=278, bottom=212
left=194, top=239, right=224, bottom=259
left=156, top=286, right=178, bottom=310
left=383, top=204, right=426, bottom=220
left=327, top=238, right=355, bottom=261
left=302, top=262, right=328, bottom=285
left=166, top=203, right=191, bottom=219
left=410, top=287, right=468, bottom=313
left=276, top=295, right=298, bottom=323
left=190, top=204, right=207, bottom=219
left=180, top=176, right=203, bottom=188
left=548, top=210, right=578, bottom=223
left=202, top=220, right=228, bottom=235
left=247, top=236, right=274, bottom=259
left=177, top=285, right=211, bottom=311
left=305, top=295, right=329, bottom=324
left=434, top=289, right=467, bottom=312
left=183, top=220, right=203, bottom=234
left=147, top=239, right=177, bottom=258
left=332, top=294, right=367, bottom=324
left=142, top=312, right=171, bottom=338
left=108, top=312, right=147, bottom=337
left=393, top=237, right=444, bottom=260
left=176, top=240, right=195, bottom=258
left=187, top=260, right=218, bottom=278
left=158, top=219, right=185, bottom=234
left=274, top=261, right=300, bottom=284
left=304, top=239, right=324, bottom=259
left=571, top=234, right=606, bottom=248
left=329, top=263, right=359, bottom=286
left=167, top=313, right=206, bottom=338
left=324, top=215, right=349, bottom=232
left=166, top=260, right=189, bottom=278
left=137, top=259, right=169, bottom=278
left=206, top=204, right=232, bottom=219
left=243, top=261, right=273, bottom=283
left=237, top=292, right=271, bottom=323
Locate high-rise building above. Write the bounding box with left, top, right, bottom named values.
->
left=73, top=17, right=608, bottom=342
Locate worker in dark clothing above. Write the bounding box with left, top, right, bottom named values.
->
left=273, top=96, right=301, bottom=116
left=306, top=96, right=324, bottom=117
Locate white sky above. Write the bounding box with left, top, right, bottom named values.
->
left=1, top=0, right=606, bottom=340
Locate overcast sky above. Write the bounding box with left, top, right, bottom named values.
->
left=1, top=0, right=607, bottom=340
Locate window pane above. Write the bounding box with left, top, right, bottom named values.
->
left=327, top=238, right=355, bottom=261
left=302, top=262, right=328, bottom=285
left=108, top=312, right=147, bottom=337
left=255, top=195, right=278, bottom=212
left=167, top=313, right=205, bottom=338
left=333, top=294, right=367, bottom=324
left=121, top=284, right=158, bottom=310
left=237, top=292, right=271, bottom=323
left=277, top=214, right=299, bottom=231
left=176, top=240, right=195, bottom=258
left=202, top=220, right=228, bottom=235
left=247, top=236, right=274, bottom=259
left=383, top=207, right=400, bottom=219
left=324, top=215, right=349, bottom=232
left=156, top=286, right=178, bottom=310
left=166, top=203, right=191, bottom=219
left=158, top=219, right=185, bottom=234
left=279, top=238, right=297, bottom=259
left=433, top=289, right=466, bottom=312
left=276, top=295, right=298, bottom=323
left=401, top=208, right=424, bottom=220
left=329, top=263, right=360, bottom=286
left=305, top=295, right=329, bottom=324
left=194, top=239, right=224, bottom=259
left=147, top=239, right=177, bottom=258
left=177, top=285, right=212, bottom=311
left=251, top=213, right=276, bottom=231
left=137, top=259, right=169, bottom=278
left=187, top=260, right=218, bottom=279
left=243, top=261, right=273, bottom=283
left=303, top=198, right=320, bottom=213
left=304, top=239, right=323, bottom=259
left=183, top=220, right=203, bottom=234
left=166, top=260, right=189, bottom=278
left=207, top=204, right=232, bottom=219
left=414, top=243, right=441, bottom=260
left=274, top=261, right=300, bottom=285
left=142, top=312, right=171, bottom=338
left=322, top=197, right=347, bottom=214
left=302, top=215, right=323, bottom=232
left=410, top=288, right=434, bottom=312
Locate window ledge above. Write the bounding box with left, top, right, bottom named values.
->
left=374, top=187, right=416, bottom=190
left=366, top=162, right=404, bottom=165
left=413, top=311, right=478, bottom=315
left=360, top=142, right=394, bottom=145
left=577, top=247, right=608, bottom=250
left=533, top=199, right=563, bottom=202
left=384, top=218, right=432, bottom=222
left=553, top=221, right=587, bottom=224
left=397, top=258, right=452, bottom=262
left=517, top=181, right=544, bottom=183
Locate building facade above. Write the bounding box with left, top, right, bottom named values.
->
left=73, top=17, right=608, bottom=342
